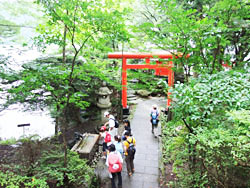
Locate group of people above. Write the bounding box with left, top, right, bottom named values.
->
left=99, top=104, right=160, bottom=188
left=99, top=111, right=136, bottom=188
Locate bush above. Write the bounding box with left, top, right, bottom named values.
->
left=161, top=70, right=250, bottom=187
left=0, top=171, right=48, bottom=188
left=35, top=150, right=96, bottom=187
left=0, top=136, right=97, bottom=188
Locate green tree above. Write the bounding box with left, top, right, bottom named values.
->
left=1, top=0, right=130, bottom=174
left=36, top=0, right=129, bottom=168
left=139, top=0, right=249, bottom=80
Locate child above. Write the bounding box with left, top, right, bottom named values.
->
left=99, top=125, right=111, bottom=159
left=122, top=119, right=131, bottom=140
left=114, top=135, right=124, bottom=158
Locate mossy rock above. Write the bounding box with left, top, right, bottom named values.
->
left=35, top=56, right=83, bottom=65
left=136, top=90, right=151, bottom=97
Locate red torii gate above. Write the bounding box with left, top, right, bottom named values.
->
left=108, top=52, right=175, bottom=113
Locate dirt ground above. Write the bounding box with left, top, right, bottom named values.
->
left=160, top=163, right=177, bottom=187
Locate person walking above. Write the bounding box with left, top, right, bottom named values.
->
left=150, top=104, right=160, bottom=138
left=122, top=119, right=131, bottom=134
left=104, top=111, right=118, bottom=136
left=123, top=131, right=136, bottom=177
left=122, top=119, right=132, bottom=141
left=99, top=125, right=111, bottom=159
left=114, top=135, right=124, bottom=158
left=106, top=144, right=123, bottom=188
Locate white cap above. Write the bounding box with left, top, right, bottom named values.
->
left=153, top=104, right=157, bottom=108
left=104, top=111, right=109, bottom=117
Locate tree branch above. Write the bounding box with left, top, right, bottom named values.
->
left=182, top=118, right=193, bottom=133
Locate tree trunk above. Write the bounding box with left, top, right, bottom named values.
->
left=167, top=109, right=173, bottom=121
left=55, top=117, right=59, bottom=135
left=62, top=117, right=68, bottom=168
left=55, top=104, right=60, bottom=135
left=62, top=25, right=67, bottom=64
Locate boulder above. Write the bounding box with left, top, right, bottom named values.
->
left=136, top=90, right=151, bottom=97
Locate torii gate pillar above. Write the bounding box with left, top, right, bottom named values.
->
left=108, top=53, right=174, bottom=114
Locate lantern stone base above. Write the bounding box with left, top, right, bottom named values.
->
left=123, top=106, right=130, bottom=115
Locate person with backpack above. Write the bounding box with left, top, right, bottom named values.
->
left=106, top=144, right=123, bottom=188
left=150, top=104, right=160, bottom=138
left=104, top=111, right=119, bottom=136
left=114, top=135, right=124, bottom=158
left=123, top=131, right=136, bottom=177
left=100, top=125, right=112, bottom=159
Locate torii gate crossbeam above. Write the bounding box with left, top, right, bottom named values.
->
left=108, top=53, right=175, bottom=113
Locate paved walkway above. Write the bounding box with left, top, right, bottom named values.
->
left=121, top=97, right=164, bottom=188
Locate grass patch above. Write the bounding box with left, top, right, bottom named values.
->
left=0, top=137, right=17, bottom=145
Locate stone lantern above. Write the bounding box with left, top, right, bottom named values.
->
left=96, top=82, right=113, bottom=123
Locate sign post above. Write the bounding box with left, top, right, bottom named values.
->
left=17, top=123, right=30, bottom=137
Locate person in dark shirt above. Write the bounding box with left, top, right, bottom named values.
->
left=122, top=119, right=131, bottom=140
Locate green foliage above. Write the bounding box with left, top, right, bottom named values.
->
left=228, top=109, right=250, bottom=126
left=66, top=151, right=96, bottom=187
left=139, top=0, right=249, bottom=79
left=35, top=0, right=130, bottom=52
left=127, top=69, right=168, bottom=95
left=35, top=150, right=95, bottom=187
left=0, top=136, right=96, bottom=188
left=171, top=70, right=250, bottom=127
left=2, top=57, right=120, bottom=113
left=1, top=1, right=131, bottom=182
left=161, top=70, right=250, bottom=187
left=0, top=171, right=49, bottom=188
left=1, top=0, right=131, bottom=119
left=0, top=137, right=17, bottom=145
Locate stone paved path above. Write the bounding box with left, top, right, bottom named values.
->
left=121, top=97, right=164, bottom=188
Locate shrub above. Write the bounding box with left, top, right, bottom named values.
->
left=161, top=70, right=250, bottom=187
left=0, top=171, right=48, bottom=188
left=0, top=136, right=97, bottom=188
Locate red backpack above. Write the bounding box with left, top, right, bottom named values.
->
left=108, top=153, right=122, bottom=173
left=104, top=132, right=111, bottom=143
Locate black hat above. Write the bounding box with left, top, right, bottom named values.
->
left=124, top=131, right=130, bottom=136
left=123, top=119, right=130, bottom=123
left=108, top=144, right=116, bottom=152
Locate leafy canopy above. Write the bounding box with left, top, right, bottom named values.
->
left=139, top=0, right=249, bottom=78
